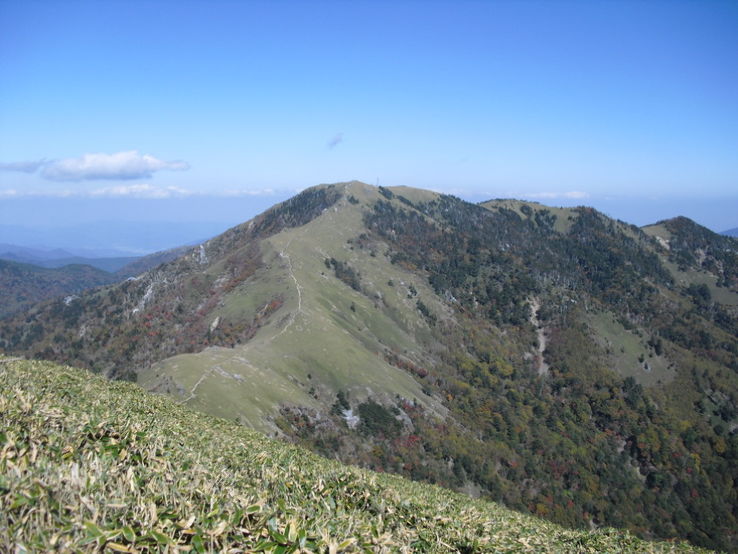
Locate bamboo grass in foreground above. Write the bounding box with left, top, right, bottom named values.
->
left=0, top=357, right=709, bottom=553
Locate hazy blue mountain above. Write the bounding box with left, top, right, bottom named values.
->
left=0, top=250, right=139, bottom=272
left=0, top=243, right=76, bottom=261
left=0, top=240, right=142, bottom=260
left=0, top=221, right=225, bottom=256
left=114, top=244, right=193, bottom=278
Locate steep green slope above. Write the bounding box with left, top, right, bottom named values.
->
left=0, top=356, right=707, bottom=553
left=1, top=182, right=736, bottom=550
left=139, top=182, right=447, bottom=432
left=0, top=184, right=446, bottom=434
left=0, top=185, right=346, bottom=378
left=0, top=259, right=116, bottom=318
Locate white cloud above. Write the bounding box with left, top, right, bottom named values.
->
left=524, top=191, right=589, bottom=200
left=0, top=185, right=295, bottom=199
left=88, top=184, right=193, bottom=198
left=217, top=188, right=288, bottom=197
left=0, top=160, right=46, bottom=173
left=40, top=151, right=190, bottom=181
left=0, top=184, right=191, bottom=199
left=0, top=188, right=76, bottom=198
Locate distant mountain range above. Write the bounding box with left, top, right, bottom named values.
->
left=0, top=242, right=137, bottom=260
left=0, top=220, right=230, bottom=256
left=0, top=259, right=116, bottom=318
left=723, top=227, right=738, bottom=237
left=0, top=244, right=139, bottom=272
left=1, top=182, right=736, bottom=551
left=0, top=244, right=192, bottom=318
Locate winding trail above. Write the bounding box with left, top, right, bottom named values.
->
left=181, top=368, right=214, bottom=403
left=180, top=232, right=305, bottom=404
left=273, top=235, right=304, bottom=341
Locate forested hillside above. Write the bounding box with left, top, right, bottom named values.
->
left=0, top=259, right=116, bottom=318
left=0, top=244, right=195, bottom=320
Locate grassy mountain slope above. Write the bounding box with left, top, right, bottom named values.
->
left=139, top=182, right=447, bottom=431
left=1, top=182, right=737, bottom=550
left=0, top=185, right=345, bottom=377
left=0, top=356, right=707, bottom=553
left=643, top=218, right=738, bottom=307
left=0, top=259, right=117, bottom=318
left=1, top=183, right=446, bottom=433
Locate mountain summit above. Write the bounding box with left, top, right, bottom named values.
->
left=2, top=182, right=737, bottom=550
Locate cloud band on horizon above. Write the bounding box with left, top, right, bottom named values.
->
left=524, top=191, right=589, bottom=200
left=0, top=151, right=190, bottom=181
left=0, top=183, right=291, bottom=199
left=0, top=160, right=47, bottom=173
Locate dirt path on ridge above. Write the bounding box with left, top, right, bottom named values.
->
left=529, top=297, right=550, bottom=376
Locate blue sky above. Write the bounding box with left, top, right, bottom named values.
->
left=1, top=0, right=737, bottom=249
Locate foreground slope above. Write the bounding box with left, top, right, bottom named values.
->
left=0, top=356, right=707, bottom=553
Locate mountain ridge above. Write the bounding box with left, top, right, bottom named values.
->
left=1, top=181, right=736, bottom=550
